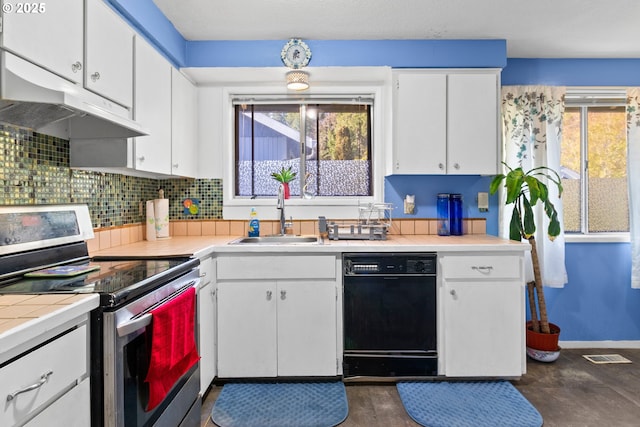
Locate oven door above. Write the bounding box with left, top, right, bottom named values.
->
left=101, top=269, right=201, bottom=427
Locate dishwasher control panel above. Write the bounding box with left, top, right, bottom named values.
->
left=343, top=253, right=436, bottom=276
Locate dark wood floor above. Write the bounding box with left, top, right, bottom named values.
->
left=200, top=348, right=640, bottom=427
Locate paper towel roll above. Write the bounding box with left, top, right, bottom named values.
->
left=153, top=198, right=170, bottom=238
left=146, top=200, right=156, bottom=241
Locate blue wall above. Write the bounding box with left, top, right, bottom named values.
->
left=385, top=175, right=499, bottom=236
left=109, top=0, right=640, bottom=343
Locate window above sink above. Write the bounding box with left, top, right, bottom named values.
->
left=191, top=67, right=391, bottom=220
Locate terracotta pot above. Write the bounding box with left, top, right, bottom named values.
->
left=526, top=321, right=561, bottom=351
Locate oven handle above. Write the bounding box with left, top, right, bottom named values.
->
left=116, top=280, right=198, bottom=337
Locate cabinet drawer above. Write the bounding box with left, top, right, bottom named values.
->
left=0, top=325, right=87, bottom=427
left=217, top=255, right=336, bottom=280
left=26, top=378, right=90, bottom=427
left=440, top=255, right=522, bottom=280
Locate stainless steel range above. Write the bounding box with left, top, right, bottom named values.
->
left=0, top=205, right=201, bottom=427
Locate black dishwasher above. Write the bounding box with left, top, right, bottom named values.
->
left=343, top=253, right=437, bottom=378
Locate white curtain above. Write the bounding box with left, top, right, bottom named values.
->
left=628, top=88, right=640, bottom=288
left=501, top=86, right=568, bottom=288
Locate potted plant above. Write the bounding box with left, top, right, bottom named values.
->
left=490, top=163, right=563, bottom=359
left=271, top=166, right=297, bottom=199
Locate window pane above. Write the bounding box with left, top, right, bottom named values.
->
left=235, top=103, right=372, bottom=198
left=586, top=106, right=628, bottom=232
left=235, top=105, right=301, bottom=197
left=561, top=107, right=581, bottom=232
left=315, top=104, right=371, bottom=196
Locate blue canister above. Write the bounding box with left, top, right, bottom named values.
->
left=437, top=193, right=450, bottom=236
left=450, top=194, right=463, bottom=236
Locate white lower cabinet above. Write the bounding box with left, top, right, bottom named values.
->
left=216, top=255, right=340, bottom=378
left=0, top=324, right=89, bottom=427
left=440, top=254, right=526, bottom=377
left=198, top=255, right=216, bottom=395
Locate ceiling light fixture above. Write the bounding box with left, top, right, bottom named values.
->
left=286, top=70, right=310, bottom=91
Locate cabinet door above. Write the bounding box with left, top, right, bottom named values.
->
left=393, top=73, right=447, bottom=174
left=85, top=0, right=134, bottom=107
left=277, top=281, right=338, bottom=376
left=133, top=37, right=172, bottom=175
left=197, top=257, right=216, bottom=395
left=171, top=69, right=198, bottom=177
left=1, top=0, right=83, bottom=83
left=447, top=73, right=498, bottom=174
left=217, top=281, right=277, bottom=378
left=443, top=280, right=524, bottom=377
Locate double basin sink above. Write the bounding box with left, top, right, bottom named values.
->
left=230, top=235, right=323, bottom=245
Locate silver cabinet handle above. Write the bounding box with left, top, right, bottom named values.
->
left=7, top=371, right=53, bottom=402
left=71, top=61, right=82, bottom=73
left=450, top=289, right=456, bottom=296
left=90, top=72, right=100, bottom=82
left=137, top=156, right=145, bottom=162
left=172, top=163, right=179, bottom=169
left=472, top=266, right=494, bottom=272
left=200, top=271, right=207, bottom=278
left=266, top=290, right=272, bottom=301
left=280, top=290, right=287, bottom=300
left=438, top=163, right=444, bottom=170
left=454, top=163, right=460, bottom=170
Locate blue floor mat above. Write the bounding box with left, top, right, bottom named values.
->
left=397, top=380, right=543, bottom=427
left=211, top=381, right=348, bottom=427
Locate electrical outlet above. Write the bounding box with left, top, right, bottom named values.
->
left=478, top=192, right=489, bottom=212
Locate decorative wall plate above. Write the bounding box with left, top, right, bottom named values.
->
left=281, top=38, right=311, bottom=69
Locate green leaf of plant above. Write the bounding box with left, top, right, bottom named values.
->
left=524, top=176, right=540, bottom=206
left=505, top=169, right=524, bottom=204
left=548, top=211, right=561, bottom=240
left=489, top=174, right=505, bottom=195
left=522, top=195, right=536, bottom=238
left=509, top=207, right=523, bottom=241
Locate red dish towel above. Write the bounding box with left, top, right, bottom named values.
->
left=145, top=287, right=200, bottom=411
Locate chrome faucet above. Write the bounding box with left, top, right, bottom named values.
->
left=276, top=185, right=294, bottom=235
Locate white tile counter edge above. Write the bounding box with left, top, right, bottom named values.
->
left=0, top=294, right=100, bottom=365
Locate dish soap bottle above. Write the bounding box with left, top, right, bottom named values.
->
left=248, top=207, right=260, bottom=237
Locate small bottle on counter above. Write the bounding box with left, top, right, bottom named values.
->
left=450, top=193, right=463, bottom=235
left=248, top=207, right=260, bottom=237
left=437, top=193, right=450, bottom=236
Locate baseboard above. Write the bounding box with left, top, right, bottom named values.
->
left=559, top=340, right=640, bottom=349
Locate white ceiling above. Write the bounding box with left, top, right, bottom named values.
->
left=152, top=0, right=640, bottom=58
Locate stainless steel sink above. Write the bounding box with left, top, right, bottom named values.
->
left=229, top=235, right=323, bottom=245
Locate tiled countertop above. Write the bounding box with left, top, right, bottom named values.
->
left=0, top=294, right=99, bottom=364
left=92, top=234, right=530, bottom=258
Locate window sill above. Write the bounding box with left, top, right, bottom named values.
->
left=564, top=233, right=630, bottom=243
left=222, top=196, right=378, bottom=221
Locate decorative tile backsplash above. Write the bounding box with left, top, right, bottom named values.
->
left=0, top=125, right=223, bottom=228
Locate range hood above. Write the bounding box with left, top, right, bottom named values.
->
left=0, top=51, right=147, bottom=138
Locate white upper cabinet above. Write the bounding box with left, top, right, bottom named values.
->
left=393, top=73, right=447, bottom=174
left=171, top=68, right=198, bottom=177
left=393, top=70, right=499, bottom=175
left=447, top=73, right=499, bottom=175
left=85, top=0, right=134, bottom=108
left=133, top=36, right=172, bottom=175
left=1, top=0, right=84, bottom=83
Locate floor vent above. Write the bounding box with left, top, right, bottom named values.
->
left=582, top=354, right=632, bottom=364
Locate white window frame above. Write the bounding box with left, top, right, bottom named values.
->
left=191, top=67, right=392, bottom=221
left=563, top=88, right=630, bottom=243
